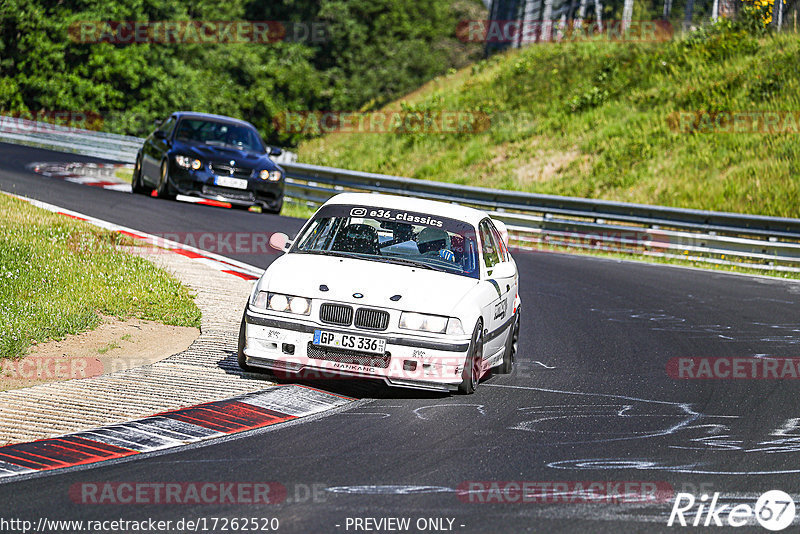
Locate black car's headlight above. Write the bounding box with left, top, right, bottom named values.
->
left=259, top=170, right=282, bottom=181
left=252, top=291, right=311, bottom=315
left=175, top=155, right=202, bottom=170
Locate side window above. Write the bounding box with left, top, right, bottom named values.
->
left=490, top=224, right=508, bottom=262
left=479, top=220, right=500, bottom=270
left=158, top=116, right=176, bottom=136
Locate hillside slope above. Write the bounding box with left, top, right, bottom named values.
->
left=299, top=23, right=800, bottom=217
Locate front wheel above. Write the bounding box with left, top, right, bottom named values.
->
left=458, top=321, right=483, bottom=395
left=262, top=196, right=283, bottom=215
left=237, top=315, right=251, bottom=372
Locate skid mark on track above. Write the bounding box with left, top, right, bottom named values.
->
left=486, top=383, right=800, bottom=475
left=413, top=404, right=486, bottom=421
left=590, top=308, right=800, bottom=347
left=326, top=485, right=453, bottom=495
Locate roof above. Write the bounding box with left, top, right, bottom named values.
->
left=323, top=192, right=489, bottom=226
left=171, top=111, right=255, bottom=128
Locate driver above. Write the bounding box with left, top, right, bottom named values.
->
left=416, top=227, right=455, bottom=262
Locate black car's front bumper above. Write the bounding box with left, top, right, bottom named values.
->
left=169, top=166, right=284, bottom=210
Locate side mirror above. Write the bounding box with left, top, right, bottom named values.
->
left=268, top=232, right=293, bottom=252
left=488, top=261, right=515, bottom=279
left=269, top=146, right=283, bottom=157
left=154, top=130, right=167, bottom=140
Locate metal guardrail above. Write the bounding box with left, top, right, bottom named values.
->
left=0, top=116, right=297, bottom=164
left=2, top=115, right=799, bottom=272
left=279, top=162, right=800, bottom=272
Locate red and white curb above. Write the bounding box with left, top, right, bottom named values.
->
left=0, top=385, right=351, bottom=479
left=5, top=192, right=263, bottom=281
left=28, top=161, right=241, bottom=209
left=27, top=162, right=132, bottom=192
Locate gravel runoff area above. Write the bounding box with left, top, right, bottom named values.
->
left=0, top=246, right=274, bottom=445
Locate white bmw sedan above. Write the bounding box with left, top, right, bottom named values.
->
left=238, top=192, right=520, bottom=394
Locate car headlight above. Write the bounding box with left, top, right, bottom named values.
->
left=259, top=169, right=282, bottom=181
left=175, top=155, right=202, bottom=170
left=400, top=312, right=462, bottom=334
left=252, top=291, right=311, bottom=315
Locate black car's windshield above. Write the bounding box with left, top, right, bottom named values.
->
left=174, top=119, right=265, bottom=152
left=292, top=204, right=480, bottom=279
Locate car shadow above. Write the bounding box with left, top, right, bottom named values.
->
left=216, top=349, right=453, bottom=400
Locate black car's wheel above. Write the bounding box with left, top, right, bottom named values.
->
left=458, top=321, right=483, bottom=395
left=496, top=310, right=520, bottom=374
left=131, top=154, right=149, bottom=195
left=156, top=160, right=175, bottom=199
left=263, top=196, right=283, bottom=214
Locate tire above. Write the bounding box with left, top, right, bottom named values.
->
left=131, top=154, right=149, bottom=195
left=156, top=160, right=175, bottom=199
left=496, top=311, right=520, bottom=374
left=458, top=321, right=483, bottom=395
left=263, top=196, right=283, bottom=214
left=237, top=315, right=251, bottom=372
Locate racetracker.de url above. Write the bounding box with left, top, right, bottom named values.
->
left=0, top=516, right=280, bottom=533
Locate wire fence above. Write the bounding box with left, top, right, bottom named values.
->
left=486, top=0, right=800, bottom=55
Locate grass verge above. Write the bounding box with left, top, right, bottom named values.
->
left=298, top=25, right=800, bottom=218
left=0, top=193, right=201, bottom=359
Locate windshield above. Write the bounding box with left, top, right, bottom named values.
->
left=292, top=204, right=480, bottom=279
left=174, top=119, right=265, bottom=152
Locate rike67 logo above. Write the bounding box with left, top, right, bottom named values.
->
left=668, top=490, right=796, bottom=531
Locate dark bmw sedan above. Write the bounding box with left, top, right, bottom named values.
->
left=132, top=111, right=285, bottom=213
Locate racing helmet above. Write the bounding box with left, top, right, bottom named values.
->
left=417, top=227, right=451, bottom=255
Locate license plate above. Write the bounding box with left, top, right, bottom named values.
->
left=215, top=175, right=248, bottom=189
left=313, top=330, right=386, bottom=354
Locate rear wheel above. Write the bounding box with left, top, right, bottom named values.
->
left=458, top=321, right=483, bottom=395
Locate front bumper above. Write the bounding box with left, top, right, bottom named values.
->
left=170, top=167, right=284, bottom=210
left=242, top=309, right=471, bottom=392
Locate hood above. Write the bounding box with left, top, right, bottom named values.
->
left=172, top=140, right=278, bottom=169
left=260, top=253, right=479, bottom=316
